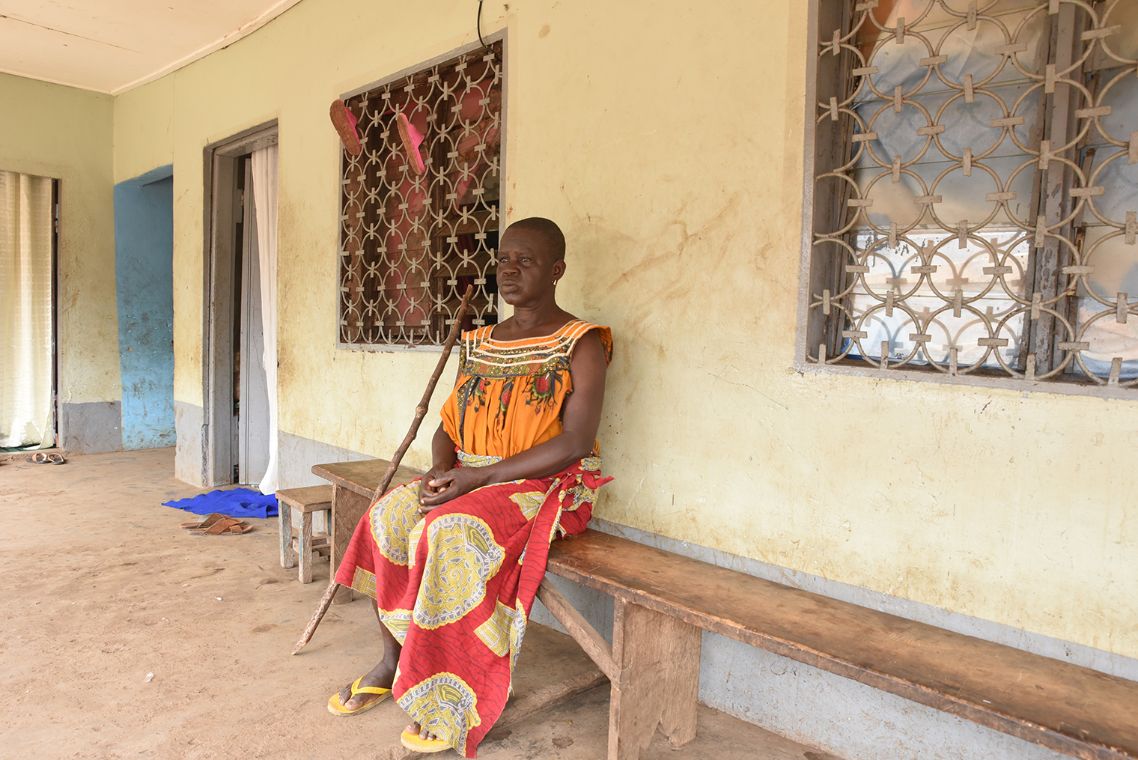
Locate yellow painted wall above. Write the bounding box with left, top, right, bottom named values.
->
left=112, top=0, right=1138, bottom=658
left=0, top=73, right=119, bottom=405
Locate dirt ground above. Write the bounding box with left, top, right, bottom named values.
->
left=0, top=448, right=830, bottom=759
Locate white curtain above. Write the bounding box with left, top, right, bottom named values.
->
left=251, top=146, right=280, bottom=494
left=0, top=171, right=54, bottom=449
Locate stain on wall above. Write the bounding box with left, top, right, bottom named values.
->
left=113, top=166, right=174, bottom=449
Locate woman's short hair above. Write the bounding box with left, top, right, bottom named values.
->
left=506, top=217, right=566, bottom=260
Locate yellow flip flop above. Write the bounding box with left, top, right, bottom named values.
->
left=327, top=676, right=391, bottom=717
left=400, top=728, right=450, bottom=754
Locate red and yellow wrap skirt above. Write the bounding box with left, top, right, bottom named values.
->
left=334, top=451, right=610, bottom=757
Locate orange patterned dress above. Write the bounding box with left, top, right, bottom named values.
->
left=335, top=319, right=613, bottom=757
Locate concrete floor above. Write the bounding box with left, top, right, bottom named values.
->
left=0, top=448, right=833, bottom=759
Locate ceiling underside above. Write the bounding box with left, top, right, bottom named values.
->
left=0, top=0, right=302, bottom=94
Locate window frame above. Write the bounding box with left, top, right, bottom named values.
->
left=795, top=0, right=1136, bottom=399
left=334, top=32, right=509, bottom=354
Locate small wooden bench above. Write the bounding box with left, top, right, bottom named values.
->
left=311, top=460, right=423, bottom=602
left=312, top=458, right=1138, bottom=760
left=276, top=485, right=333, bottom=584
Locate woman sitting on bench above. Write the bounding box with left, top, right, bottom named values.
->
left=328, top=217, right=613, bottom=757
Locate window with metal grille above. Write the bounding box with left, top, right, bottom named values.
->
left=338, top=41, right=503, bottom=348
left=800, top=1, right=1138, bottom=391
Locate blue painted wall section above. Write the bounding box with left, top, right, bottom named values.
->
left=114, top=165, right=174, bottom=449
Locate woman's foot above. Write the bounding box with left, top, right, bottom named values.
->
left=400, top=724, right=449, bottom=754
left=407, top=723, right=440, bottom=741
left=336, top=657, right=396, bottom=712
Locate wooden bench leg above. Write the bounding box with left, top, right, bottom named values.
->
left=321, top=508, right=333, bottom=582
left=298, top=512, right=314, bottom=584
left=331, top=486, right=369, bottom=603
left=537, top=581, right=618, bottom=682
left=278, top=503, right=297, bottom=569
left=609, top=599, right=700, bottom=760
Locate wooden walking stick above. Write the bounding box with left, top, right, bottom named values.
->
left=292, top=285, right=475, bottom=655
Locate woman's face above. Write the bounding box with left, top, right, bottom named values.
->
left=496, top=228, right=564, bottom=306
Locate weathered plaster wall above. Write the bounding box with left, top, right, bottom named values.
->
left=111, top=0, right=1138, bottom=662
left=0, top=74, right=121, bottom=430
left=114, top=166, right=175, bottom=449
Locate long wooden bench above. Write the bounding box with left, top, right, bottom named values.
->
left=548, top=532, right=1138, bottom=760
left=313, top=458, right=1138, bottom=760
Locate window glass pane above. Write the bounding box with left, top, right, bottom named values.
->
left=845, top=229, right=1028, bottom=370
left=857, top=6, right=1047, bottom=98
left=807, top=0, right=1137, bottom=390
left=1072, top=230, right=1138, bottom=384
left=1089, top=70, right=1138, bottom=153
left=1074, top=302, right=1138, bottom=381
left=1068, top=67, right=1138, bottom=384
left=855, top=83, right=1042, bottom=170
left=1091, top=2, right=1138, bottom=71
left=841, top=4, right=1041, bottom=374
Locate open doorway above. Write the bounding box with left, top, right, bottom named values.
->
left=203, top=122, right=278, bottom=489
left=1, top=171, right=58, bottom=451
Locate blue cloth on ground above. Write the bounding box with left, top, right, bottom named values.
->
left=163, top=488, right=278, bottom=519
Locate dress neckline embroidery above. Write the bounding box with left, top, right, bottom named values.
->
left=484, top=319, right=580, bottom=346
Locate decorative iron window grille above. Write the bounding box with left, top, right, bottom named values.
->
left=801, top=1, right=1138, bottom=390
left=338, top=41, right=503, bottom=348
